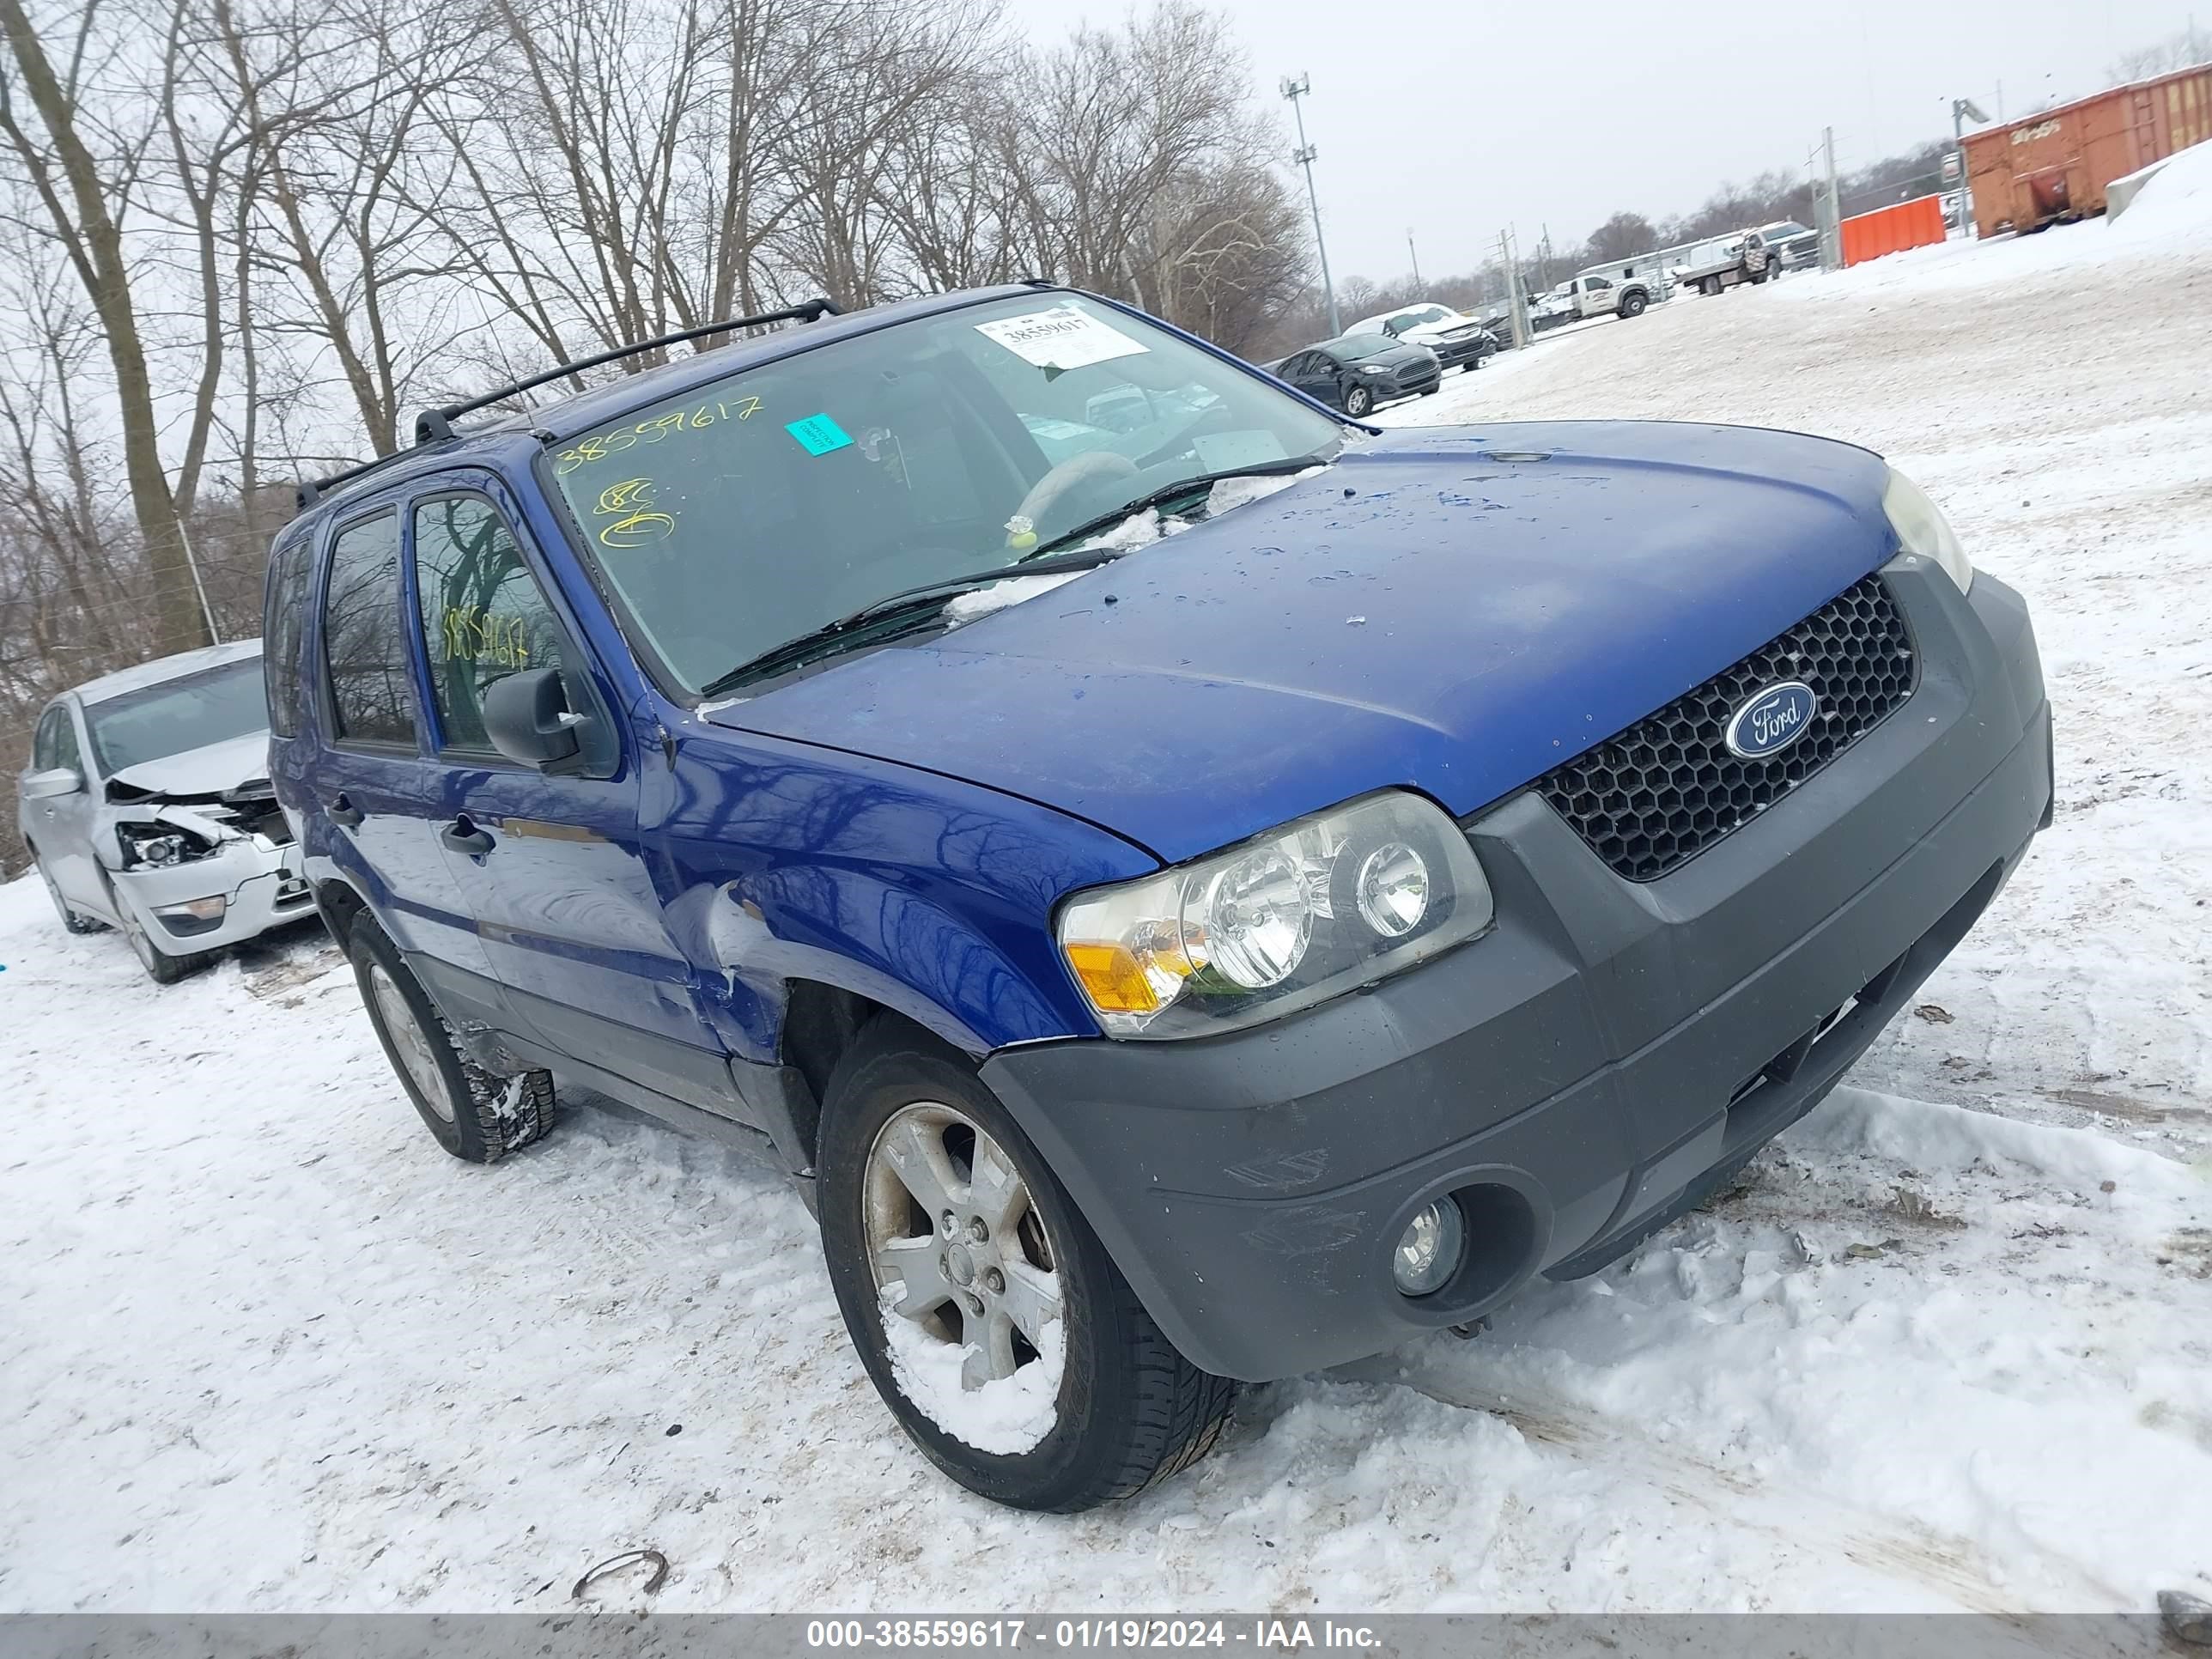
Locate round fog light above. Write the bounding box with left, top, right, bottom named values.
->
left=1392, top=1198, right=1465, bottom=1297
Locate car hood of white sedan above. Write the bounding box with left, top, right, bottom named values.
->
left=104, top=731, right=271, bottom=799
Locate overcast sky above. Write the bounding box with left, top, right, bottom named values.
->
left=1001, top=0, right=2203, bottom=280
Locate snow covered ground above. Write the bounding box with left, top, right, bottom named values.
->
left=5, top=185, right=2211, bottom=1617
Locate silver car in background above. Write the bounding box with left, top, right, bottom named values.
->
left=16, top=641, right=313, bottom=982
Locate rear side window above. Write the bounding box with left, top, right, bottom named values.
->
left=320, top=511, right=416, bottom=745
left=263, top=529, right=313, bottom=738
left=410, top=496, right=567, bottom=753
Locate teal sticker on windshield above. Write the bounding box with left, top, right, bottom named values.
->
left=785, top=413, right=854, bottom=456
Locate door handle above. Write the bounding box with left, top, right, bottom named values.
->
left=441, top=817, right=496, bottom=857
left=327, top=794, right=363, bottom=829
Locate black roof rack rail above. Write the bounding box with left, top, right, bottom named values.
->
left=295, top=297, right=845, bottom=511
left=295, top=452, right=410, bottom=513
left=410, top=299, right=842, bottom=447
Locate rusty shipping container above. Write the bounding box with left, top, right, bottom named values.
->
left=1962, top=64, right=2212, bottom=238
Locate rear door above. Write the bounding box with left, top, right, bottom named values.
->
left=405, top=477, right=732, bottom=1109
left=1289, top=352, right=1340, bottom=405
left=304, top=502, right=505, bottom=1021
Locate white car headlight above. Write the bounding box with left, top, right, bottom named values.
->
left=1056, top=792, right=1494, bottom=1039
left=1882, top=467, right=1973, bottom=593
left=1358, top=363, right=1393, bottom=375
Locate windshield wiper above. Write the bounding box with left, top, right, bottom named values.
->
left=696, top=459, right=1328, bottom=700
left=1022, top=457, right=1323, bottom=562
left=696, top=546, right=1120, bottom=699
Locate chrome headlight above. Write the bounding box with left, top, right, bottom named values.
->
left=1055, top=792, right=1494, bottom=1039
left=117, top=823, right=218, bottom=867
left=1882, top=467, right=1973, bottom=593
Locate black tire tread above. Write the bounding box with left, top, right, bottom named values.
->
left=32, top=848, right=103, bottom=935
left=348, top=920, right=555, bottom=1163
left=412, top=986, right=556, bottom=1164
left=1090, top=1296, right=1238, bottom=1504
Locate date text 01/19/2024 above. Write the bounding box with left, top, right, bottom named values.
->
left=805, top=1622, right=1381, bottom=1651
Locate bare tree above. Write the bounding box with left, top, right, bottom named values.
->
left=2109, top=27, right=2210, bottom=82
left=210, top=0, right=486, bottom=454
left=1582, top=210, right=1658, bottom=265
left=0, top=0, right=210, bottom=652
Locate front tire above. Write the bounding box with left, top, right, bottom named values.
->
left=105, top=875, right=213, bottom=984
left=348, top=920, right=554, bottom=1163
left=1620, top=291, right=1647, bottom=318
left=817, top=1019, right=1234, bottom=1512
left=33, top=848, right=101, bottom=935
left=1342, top=383, right=1374, bottom=417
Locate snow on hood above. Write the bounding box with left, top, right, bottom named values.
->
left=105, top=731, right=272, bottom=799
left=942, top=471, right=1328, bottom=628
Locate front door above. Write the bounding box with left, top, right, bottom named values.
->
left=26, top=702, right=101, bottom=908
left=404, top=480, right=732, bottom=1111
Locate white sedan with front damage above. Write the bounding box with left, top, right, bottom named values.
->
left=16, top=640, right=314, bottom=982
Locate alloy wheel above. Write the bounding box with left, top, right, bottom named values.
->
left=368, top=962, right=454, bottom=1121
left=115, top=897, right=161, bottom=972
left=864, top=1101, right=1063, bottom=1391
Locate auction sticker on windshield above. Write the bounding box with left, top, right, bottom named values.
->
left=975, top=304, right=1147, bottom=371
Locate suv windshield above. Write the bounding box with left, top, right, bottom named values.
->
left=546, top=293, right=1344, bottom=694
left=84, top=657, right=268, bottom=775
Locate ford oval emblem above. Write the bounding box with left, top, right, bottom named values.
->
left=1725, top=680, right=1819, bottom=759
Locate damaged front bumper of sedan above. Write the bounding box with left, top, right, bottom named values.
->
left=108, top=783, right=313, bottom=953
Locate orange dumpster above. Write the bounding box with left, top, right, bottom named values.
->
left=1839, top=194, right=1948, bottom=266
left=1960, top=64, right=2212, bottom=237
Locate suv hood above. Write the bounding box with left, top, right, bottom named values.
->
left=706, top=422, right=1896, bottom=866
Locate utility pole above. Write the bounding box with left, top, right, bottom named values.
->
left=1281, top=75, right=1340, bottom=337
left=175, top=519, right=222, bottom=645
left=1951, top=96, right=1990, bottom=237
left=1819, top=126, right=1843, bottom=271
left=1407, top=228, right=1422, bottom=288
left=1501, top=228, right=1529, bottom=349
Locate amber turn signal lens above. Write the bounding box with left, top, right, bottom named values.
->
left=1062, top=941, right=1161, bottom=1013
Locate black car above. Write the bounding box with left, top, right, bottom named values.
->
left=1272, top=334, right=1442, bottom=416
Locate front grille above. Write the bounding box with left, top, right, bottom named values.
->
left=1536, top=575, right=1917, bottom=881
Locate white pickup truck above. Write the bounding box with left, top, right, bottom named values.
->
left=1550, top=270, right=1658, bottom=323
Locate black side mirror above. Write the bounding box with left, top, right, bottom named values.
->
left=483, top=667, right=586, bottom=775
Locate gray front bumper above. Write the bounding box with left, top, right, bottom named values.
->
left=984, top=564, right=2051, bottom=1382
left=112, top=839, right=313, bottom=954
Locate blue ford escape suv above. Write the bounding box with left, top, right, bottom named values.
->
left=269, top=284, right=2051, bottom=1511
